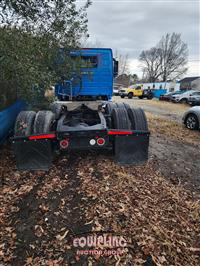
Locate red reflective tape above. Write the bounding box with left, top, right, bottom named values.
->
left=108, top=131, right=133, bottom=135
left=28, top=134, right=56, bottom=140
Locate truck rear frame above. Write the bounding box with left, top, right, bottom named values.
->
left=12, top=101, right=150, bottom=170
left=12, top=48, right=150, bottom=170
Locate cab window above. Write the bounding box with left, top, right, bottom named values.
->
left=72, top=55, right=98, bottom=68
left=136, top=86, right=141, bottom=90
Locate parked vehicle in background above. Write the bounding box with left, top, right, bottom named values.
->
left=159, top=92, right=173, bottom=101
left=118, top=87, right=127, bottom=98
left=159, top=90, right=186, bottom=101
left=182, top=106, right=200, bottom=130
left=140, top=89, right=153, bottom=99
left=119, top=86, right=153, bottom=99
left=188, top=91, right=200, bottom=106
left=119, top=86, right=141, bottom=99
left=171, top=90, right=197, bottom=103
left=113, top=87, right=120, bottom=96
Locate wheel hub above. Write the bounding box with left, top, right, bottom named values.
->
left=186, top=116, right=197, bottom=129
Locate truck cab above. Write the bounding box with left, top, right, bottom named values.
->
left=55, top=48, right=118, bottom=101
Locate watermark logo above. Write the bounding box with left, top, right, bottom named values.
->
left=73, top=231, right=129, bottom=256
left=73, top=235, right=127, bottom=248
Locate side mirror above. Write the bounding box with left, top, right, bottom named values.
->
left=113, top=59, right=118, bottom=77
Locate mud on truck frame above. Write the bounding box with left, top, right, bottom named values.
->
left=12, top=48, right=150, bottom=170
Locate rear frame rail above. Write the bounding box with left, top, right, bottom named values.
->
left=12, top=129, right=150, bottom=170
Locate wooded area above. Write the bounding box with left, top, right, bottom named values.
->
left=0, top=0, right=91, bottom=110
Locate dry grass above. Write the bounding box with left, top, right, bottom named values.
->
left=146, top=112, right=200, bottom=145
left=113, top=96, right=189, bottom=113
left=141, top=100, right=188, bottom=112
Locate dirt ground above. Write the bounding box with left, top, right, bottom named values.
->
left=113, top=97, right=200, bottom=197
left=113, top=96, right=189, bottom=123
left=0, top=98, right=200, bottom=265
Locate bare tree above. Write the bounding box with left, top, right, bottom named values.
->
left=131, top=74, right=139, bottom=83
left=139, top=33, right=188, bottom=82
left=139, top=47, right=162, bottom=82
left=81, top=38, right=104, bottom=48
left=158, top=33, right=188, bottom=81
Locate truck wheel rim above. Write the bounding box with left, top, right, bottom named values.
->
left=186, top=116, right=197, bottom=129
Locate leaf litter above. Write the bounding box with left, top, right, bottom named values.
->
left=0, top=142, right=199, bottom=265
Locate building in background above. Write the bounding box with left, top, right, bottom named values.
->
left=132, top=81, right=180, bottom=92
left=179, top=77, right=200, bottom=90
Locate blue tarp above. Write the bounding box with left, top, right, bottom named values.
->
left=153, top=89, right=167, bottom=98
left=0, top=100, right=26, bottom=144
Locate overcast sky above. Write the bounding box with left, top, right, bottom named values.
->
left=80, top=0, right=200, bottom=78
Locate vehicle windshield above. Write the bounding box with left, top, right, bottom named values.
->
left=192, top=91, right=200, bottom=95
left=174, top=91, right=185, bottom=94
left=165, top=92, right=174, bottom=95
left=71, top=55, right=98, bottom=68
left=182, top=90, right=195, bottom=95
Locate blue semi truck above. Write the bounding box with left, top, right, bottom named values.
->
left=55, top=49, right=115, bottom=101
left=13, top=48, right=150, bottom=170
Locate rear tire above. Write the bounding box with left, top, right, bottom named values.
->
left=14, top=111, right=36, bottom=136
left=180, top=98, right=188, bottom=104
left=147, top=94, right=153, bottom=100
left=115, top=103, right=130, bottom=110
left=50, top=102, right=63, bottom=119
left=34, top=111, right=55, bottom=134
left=105, top=102, right=131, bottom=115
left=138, top=96, right=143, bottom=99
left=105, top=102, right=117, bottom=115
left=127, top=108, right=148, bottom=131
left=120, top=95, right=125, bottom=99
left=111, top=108, right=131, bottom=129
left=128, top=92, right=133, bottom=99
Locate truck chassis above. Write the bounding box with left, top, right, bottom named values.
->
left=13, top=102, right=150, bottom=170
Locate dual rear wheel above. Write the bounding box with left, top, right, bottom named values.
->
left=105, top=102, right=148, bottom=131
left=14, top=110, right=55, bottom=136
left=14, top=103, right=148, bottom=137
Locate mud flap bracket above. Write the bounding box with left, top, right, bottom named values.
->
left=114, top=134, right=149, bottom=165
left=13, top=139, right=53, bottom=171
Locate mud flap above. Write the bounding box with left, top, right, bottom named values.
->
left=13, top=139, right=53, bottom=171
left=114, top=134, right=149, bottom=165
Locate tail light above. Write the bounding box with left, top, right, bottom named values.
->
left=60, top=139, right=69, bottom=149
left=97, top=138, right=105, bottom=146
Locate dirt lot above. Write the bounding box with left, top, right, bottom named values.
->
left=113, top=97, right=200, bottom=196
left=0, top=98, right=200, bottom=265
left=114, top=96, right=189, bottom=123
